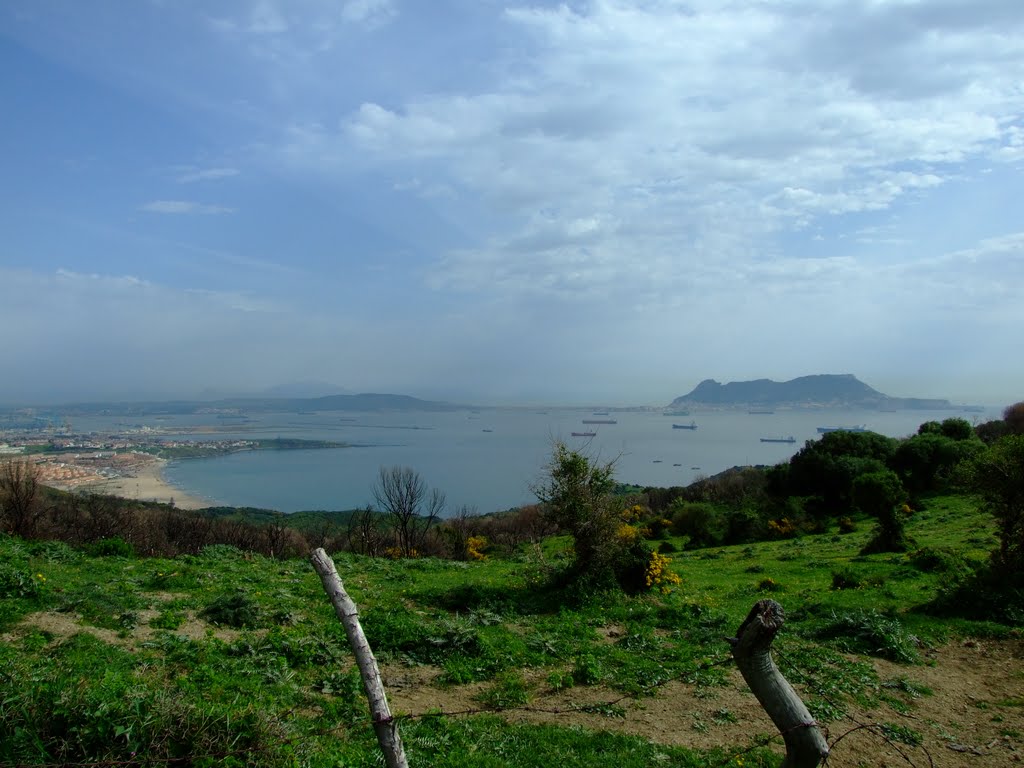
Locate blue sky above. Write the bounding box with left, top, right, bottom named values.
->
left=1, top=0, right=1022, bottom=406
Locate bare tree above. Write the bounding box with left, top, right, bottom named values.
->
left=0, top=459, right=42, bottom=537
left=373, top=466, right=445, bottom=557
left=347, top=505, right=387, bottom=556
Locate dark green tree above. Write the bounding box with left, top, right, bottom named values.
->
left=1004, top=402, right=1024, bottom=436
left=891, top=432, right=982, bottom=493
left=854, top=469, right=910, bottom=554
left=968, top=435, right=1024, bottom=576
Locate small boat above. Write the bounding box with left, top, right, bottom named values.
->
left=760, top=436, right=796, bottom=444
left=482, top=429, right=494, bottom=433
left=672, top=422, right=698, bottom=430
left=571, top=431, right=597, bottom=437
left=672, top=463, right=681, bottom=467
left=653, top=459, right=663, bottom=463
left=691, top=466, right=701, bottom=470
left=816, top=425, right=867, bottom=434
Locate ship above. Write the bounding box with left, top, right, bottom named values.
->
left=748, top=409, right=775, bottom=415
left=672, top=422, right=698, bottom=430
left=571, top=431, right=597, bottom=437
left=816, top=425, right=867, bottom=434
left=760, top=436, right=796, bottom=444
left=582, top=419, right=617, bottom=424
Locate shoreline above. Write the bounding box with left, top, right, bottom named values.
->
left=76, top=456, right=212, bottom=511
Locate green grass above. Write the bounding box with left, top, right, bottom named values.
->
left=0, top=494, right=1012, bottom=767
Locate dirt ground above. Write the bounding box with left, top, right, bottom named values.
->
left=386, top=638, right=1023, bottom=768
left=6, top=608, right=1022, bottom=767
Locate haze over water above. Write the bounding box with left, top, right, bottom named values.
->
left=72, top=407, right=999, bottom=515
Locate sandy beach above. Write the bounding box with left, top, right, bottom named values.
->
left=77, top=456, right=212, bottom=511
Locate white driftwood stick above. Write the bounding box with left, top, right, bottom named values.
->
left=730, top=599, right=830, bottom=768
left=310, top=547, right=409, bottom=768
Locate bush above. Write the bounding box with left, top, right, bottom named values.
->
left=816, top=610, right=921, bottom=663
left=0, top=562, right=41, bottom=599
left=200, top=591, right=260, bottom=629
left=831, top=568, right=883, bottom=591
left=670, top=501, right=724, bottom=548
left=85, top=537, right=134, bottom=558
left=907, top=547, right=969, bottom=576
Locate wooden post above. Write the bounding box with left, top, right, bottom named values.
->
left=729, top=599, right=829, bottom=768
left=310, top=548, right=409, bottom=768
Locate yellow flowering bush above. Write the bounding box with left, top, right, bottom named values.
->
left=621, top=503, right=646, bottom=522
left=466, top=535, right=488, bottom=561
left=616, top=523, right=641, bottom=543
left=644, top=551, right=682, bottom=591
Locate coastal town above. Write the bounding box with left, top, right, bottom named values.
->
left=0, top=420, right=343, bottom=508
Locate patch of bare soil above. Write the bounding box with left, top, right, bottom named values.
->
left=7, top=606, right=1021, bottom=767
left=5, top=599, right=244, bottom=648
left=386, top=639, right=1023, bottom=767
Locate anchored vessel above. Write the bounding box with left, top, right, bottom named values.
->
left=672, top=422, right=698, bottom=430
left=760, top=436, right=796, bottom=443
left=816, top=425, right=867, bottom=434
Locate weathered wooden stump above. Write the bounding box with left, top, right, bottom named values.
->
left=729, top=599, right=829, bottom=768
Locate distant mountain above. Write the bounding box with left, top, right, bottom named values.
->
left=25, top=393, right=461, bottom=417
left=260, top=381, right=352, bottom=399
left=669, top=374, right=951, bottom=409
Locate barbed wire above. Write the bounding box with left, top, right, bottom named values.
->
left=774, top=647, right=935, bottom=768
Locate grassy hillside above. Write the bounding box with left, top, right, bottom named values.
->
left=1, top=495, right=1020, bottom=767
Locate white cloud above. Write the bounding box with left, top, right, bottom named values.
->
left=175, top=166, right=240, bottom=183
left=341, top=0, right=396, bottom=27
left=140, top=200, right=235, bottom=214
left=287, top=0, right=1020, bottom=306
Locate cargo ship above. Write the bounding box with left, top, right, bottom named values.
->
left=571, top=431, right=597, bottom=437
left=582, top=419, right=617, bottom=424
left=672, top=422, right=698, bottom=430
left=760, top=436, right=796, bottom=443
left=816, top=425, right=867, bottom=434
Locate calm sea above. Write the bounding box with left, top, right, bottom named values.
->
left=75, top=407, right=997, bottom=515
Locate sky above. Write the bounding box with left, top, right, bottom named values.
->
left=1, top=0, right=1022, bottom=407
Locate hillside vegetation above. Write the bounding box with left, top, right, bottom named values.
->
left=1, top=405, right=1022, bottom=767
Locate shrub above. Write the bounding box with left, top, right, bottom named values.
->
left=831, top=568, right=883, bottom=590
left=816, top=610, right=921, bottom=663
left=478, top=670, right=530, bottom=709
left=670, top=501, right=725, bottom=548
left=534, top=443, right=672, bottom=594
left=200, top=591, right=260, bottom=629
left=0, top=562, right=41, bottom=599
left=908, top=547, right=969, bottom=575
left=85, top=537, right=134, bottom=558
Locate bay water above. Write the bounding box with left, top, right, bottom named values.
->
left=117, top=406, right=1000, bottom=515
